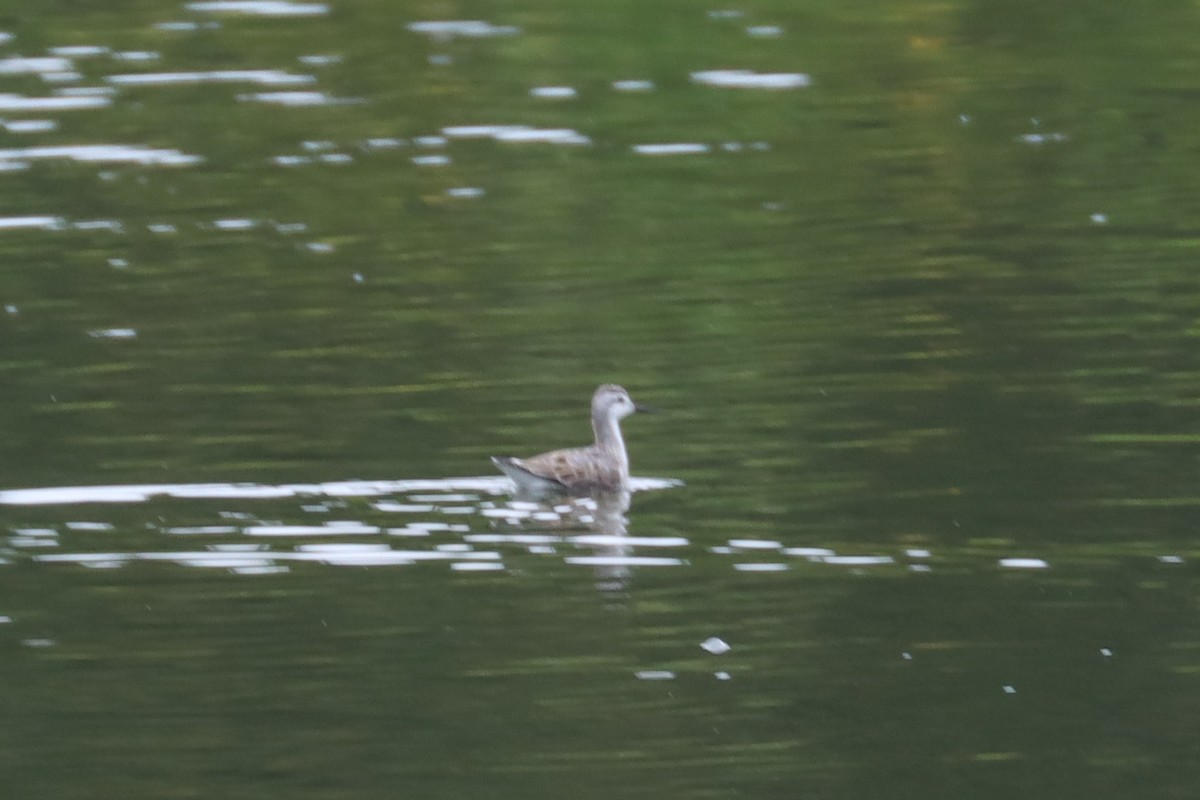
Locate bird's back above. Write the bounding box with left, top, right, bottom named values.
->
left=495, top=445, right=625, bottom=492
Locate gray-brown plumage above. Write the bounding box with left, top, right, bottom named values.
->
left=491, top=384, right=649, bottom=495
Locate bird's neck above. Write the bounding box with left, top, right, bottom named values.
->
left=592, top=412, right=629, bottom=471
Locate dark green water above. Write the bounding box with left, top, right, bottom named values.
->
left=3, top=1, right=1200, bottom=797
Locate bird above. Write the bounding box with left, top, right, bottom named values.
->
left=491, top=384, right=651, bottom=495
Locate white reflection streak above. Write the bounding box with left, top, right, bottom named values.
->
left=35, top=549, right=502, bottom=567
left=0, top=477, right=683, bottom=506
left=0, top=57, right=74, bottom=74
left=407, top=21, right=521, bottom=39
left=632, top=143, right=710, bottom=156
left=565, top=556, right=684, bottom=567
left=690, top=70, right=811, bottom=89
left=239, top=91, right=357, bottom=106
left=0, top=216, right=64, bottom=230
left=441, top=125, right=591, bottom=146
left=107, top=70, right=315, bottom=86
left=0, top=144, right=201, bottom=166
left=0, top=93, right=110, bottom=111
left=186, top=1, right=329, bottom=15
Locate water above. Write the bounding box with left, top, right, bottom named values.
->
left=3, top=1, right=1200, bottom=797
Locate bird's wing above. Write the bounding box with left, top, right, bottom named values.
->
left=518, top=446, right=616, bottom=488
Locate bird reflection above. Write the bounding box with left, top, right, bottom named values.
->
left=498, top=487, right=637, bottom=592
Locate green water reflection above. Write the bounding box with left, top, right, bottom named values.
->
left=3, top=0, right=1200, bottom=798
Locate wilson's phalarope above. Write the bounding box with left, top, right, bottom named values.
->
left=491, top=384, right=651, bottom=495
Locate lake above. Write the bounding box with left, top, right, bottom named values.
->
left=2, top=1, right=1200, bottom=798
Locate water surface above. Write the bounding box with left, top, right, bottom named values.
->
left=3, top=1, right=1200, bottom=798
